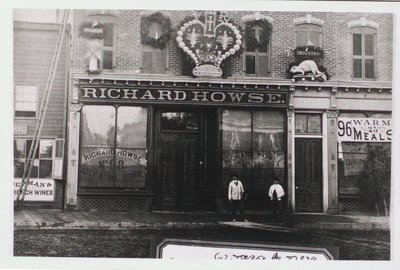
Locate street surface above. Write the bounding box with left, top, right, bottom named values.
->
left=14, top=224, right=390, bottom=260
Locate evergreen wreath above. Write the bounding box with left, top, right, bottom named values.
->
left=141, top=12, right=172, bottom=49
left=79, top=22, right=105, bottom=39
left=244, top=19, right=272, bottom=49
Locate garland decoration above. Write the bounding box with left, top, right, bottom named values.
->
left=244, top=19, right=272, bottom=49
left=79, top=21, right=105, bottom=39
left=140, top=12, right=172, bottom=49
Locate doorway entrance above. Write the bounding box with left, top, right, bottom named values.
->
left=157, top=111, right=201, bottom=211
left=295, top=138, right=323, bottom=212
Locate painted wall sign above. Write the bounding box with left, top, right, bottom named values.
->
left=14, top=125, right=28, bottom=135
left=337, top=118, right=392, bottom=142
left=81, top=148, right=147, bottom=166
left=156, top=239, right=338, bottom=260
left=13, top=179, right=55, bottom=201
left=341, top=143, right=368, bottom=176
left=80, top=87, right=288, bottom=106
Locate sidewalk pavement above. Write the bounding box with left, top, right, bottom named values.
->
left=13, top=209, right=390, bottom=231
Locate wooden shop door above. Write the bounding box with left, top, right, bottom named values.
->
left=295, top=138, right=323, bottom=212
left=157, top=111, right=201, bottom=211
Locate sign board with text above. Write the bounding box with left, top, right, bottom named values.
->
left=13, top=179, right=55, bottom=201
left=80, top=86, right=288, bottom=107
left=156, top=239, right=338, bottom=260
left=337, top=118, right=391, bottom=142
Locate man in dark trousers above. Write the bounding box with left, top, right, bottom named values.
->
left=228, top=175, right=247, bottom=222
left=268, top=177, right=285, bottom=221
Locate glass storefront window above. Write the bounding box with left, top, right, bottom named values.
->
left=79, top=105, right=148, bottom=189
left=221, top=110, right=285, bottom=190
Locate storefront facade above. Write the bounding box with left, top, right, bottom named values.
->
left=13, top=20, right=70, bottom=208
left=63, top=9, right=392, bottom=213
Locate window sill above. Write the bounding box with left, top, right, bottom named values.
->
left=14, top=116, right=38, bottom=120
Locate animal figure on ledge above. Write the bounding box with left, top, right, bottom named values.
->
left=290, top=60, right=328, bottom=82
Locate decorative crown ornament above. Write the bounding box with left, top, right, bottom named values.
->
left=176, top=11, right=242, bottom=77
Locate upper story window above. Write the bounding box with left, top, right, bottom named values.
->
left=245, top=25, right=270, bottom=77
left=141, top=23, right=167, bottom=74
left=351, top=26, right=376, bottom=79
left=295, top=23, right=322, bottom=47
left=14, top=84, right=38, bottom=118
left=101, top=23, right=115, bottom=70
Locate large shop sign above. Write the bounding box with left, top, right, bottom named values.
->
left=80, top=86, right=288, bottom=106
left=337, top=118, right=392, bottom=142
left=13, top=179, right=55, bottom=201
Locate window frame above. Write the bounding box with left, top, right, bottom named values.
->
left=295, top=23, right=323, bottom=48
left=101, top=23, right=117, bottom=70
left=13, top=138, right=55, bottom=179
left=351, top=26, right=377, bottom=80
left=78, top=105, right=150, bottom=191
left=244, top=25, right=271, bottom=77
left=14, top=84, right=39, bottom=118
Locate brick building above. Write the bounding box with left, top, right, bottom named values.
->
left=36, top=9, right=392, bottom=213
left=13, top=17, right=70, bottom=208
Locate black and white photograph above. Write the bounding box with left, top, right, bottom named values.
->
left=1, top=0, right=400, bottom=269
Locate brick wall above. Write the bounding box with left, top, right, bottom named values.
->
left=14, top=21, right=69, bottom=138
left=71, top=10, right=393, bottom=82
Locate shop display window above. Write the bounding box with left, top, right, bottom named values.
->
left=338, top=142, right=391, bottom=195
left=221, top=110, right=285, bottom=190
left=79, top=105, right=148, bottom=189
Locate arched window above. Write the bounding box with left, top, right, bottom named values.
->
left=295, top=23, right=322, bottom=47
left=351, top=26, right=376, bottom=79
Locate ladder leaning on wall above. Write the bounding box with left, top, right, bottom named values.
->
left=15, top=9, right=70, bottom=209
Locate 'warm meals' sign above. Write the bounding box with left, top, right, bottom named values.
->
left=80, top=87, right=288, bottom=106
left=337, top=118, right=392, bottom=142
left=157, top=239, right=338, bottom=260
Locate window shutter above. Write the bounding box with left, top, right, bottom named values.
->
left=245, top=55, right=256, bottom=75
left=365, top=59, right=374, bottom=78
left=309, top=30, right=321, bottom=47
left=353, top=34, right=362, bottom=55
left=52, top=139, right=64, bottom=180
left=256, top=55, right=268, bottom=77
left=364, top=34, right=374, bottom=56
left=155, top=50, right=167, bottom=74
left=296, top=27, right=308, bottom=47
left=353, top=59, right=362, bottom=78
left=142, top=52, right=153, bottom=73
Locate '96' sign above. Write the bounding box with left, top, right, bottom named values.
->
left=337, top=118, right=391, bottom=142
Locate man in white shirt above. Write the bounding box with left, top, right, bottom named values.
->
left=268, top=177, right=285, bottom=221
left=228, top=175, right=247, bottom=222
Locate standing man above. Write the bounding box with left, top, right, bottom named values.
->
left=268, top=177, right=285, bottom=221
left=228, top=175, right=247, bottom=222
